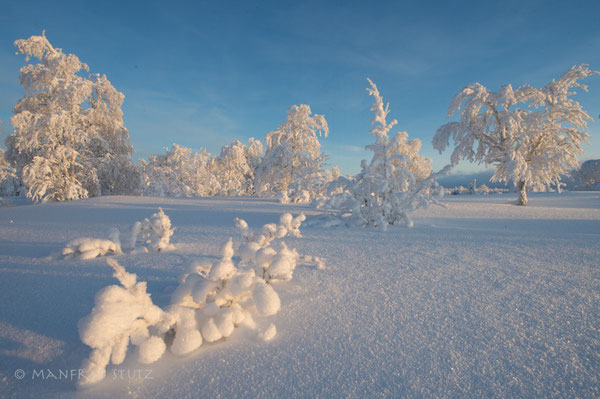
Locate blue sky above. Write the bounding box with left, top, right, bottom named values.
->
left=1, top=0, right=599, bottom=176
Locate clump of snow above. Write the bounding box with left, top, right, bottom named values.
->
left=138, top=335, right=167, bottom=364
left=259, top=323, right=277, bottom=342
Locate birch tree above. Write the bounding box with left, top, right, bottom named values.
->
left=5, top=32, right=137, bottom=202
left=433, top=65, right=598, bottom=205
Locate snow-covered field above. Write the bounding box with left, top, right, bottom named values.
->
left=0, top=192, right=598, bottom=398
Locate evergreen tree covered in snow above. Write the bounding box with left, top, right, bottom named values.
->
left=255, top=105, right=329, bottom=202
left=434, top=65, right=598, bottom=205
left=5, top=32, right=138, bottom=202
left=324, top=79, right=443, bottom=229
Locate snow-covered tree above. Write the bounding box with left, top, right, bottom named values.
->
left=213, top=138, right=263, bottom=196
left=0, top=124, right=22, bottom=197
left=140, top=144, right=217, bottom=197
left=5, top=32, right=138, bottom=202
left=575, top=159, right=600, bottom=190
left=0, top=148, right=20, bottom=197
left=255, top=105, right=329, bottom=202
left=324, top=79, right=444, bottom=229
left=433, top=65, right=598, bottom=205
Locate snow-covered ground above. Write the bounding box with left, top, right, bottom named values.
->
left=0, top=192, right=598, bottom=398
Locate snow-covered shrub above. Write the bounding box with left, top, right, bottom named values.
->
left=78, top=212, right=322, bottom=385
left=236, top=213, right=325, bottom=280
left=129, top=208, right=176, bottom=252
left=6, top=32, right=136, bottom=202
left=62, top=228, right=122, bottom=260
left=322, top=79, right=444, bottom=230
left=78, top=258, right=173, bottom=385
left=169, top=237, right=280, bottom=348
left=168, top=212, right=322, bottom=351
left=61, top=208, right=175, bottom=259
left=255, top=105, right=330, bottom=203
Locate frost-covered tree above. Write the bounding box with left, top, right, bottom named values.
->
left=0, top=124, right=22, bottom=197
left=324, top=79, right=444, bottom=229
left=213, top=138, right=263, bottom=196
left=434, top=65, right=598, bottom=205
left=5, top=32, right=137, bottom=202
left=140, top=144, right=217, bottom=197
left=255, top=105, right=329, bottom=202
left=575, top=159, right=600, bottom=190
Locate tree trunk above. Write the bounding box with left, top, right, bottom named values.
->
left=517, top=179, right=528, bottom=205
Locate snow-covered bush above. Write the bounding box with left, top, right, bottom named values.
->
left=78, top=258, right=173, bottom=385
left=129, top=208, right=176, bottom=252
left=78, top=212, right=321, bottom=385
left=62, top=228, right=122, bottom=260
left=434, top=65, right=598, bottom=205
left=255, top=105, right=330, bottom=203
left=322, top=79, right=444, bottom=230
left=169, top=237, right=280, bottom=347
left=61, top=208, right=175, bottom=259
left=6, top=32, right=137, bottom=202
left=236, top=213, right=325, bottom=280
